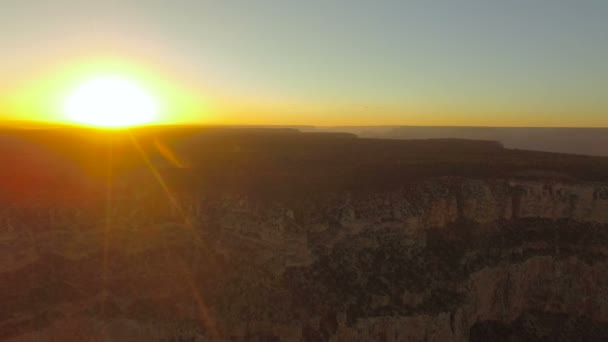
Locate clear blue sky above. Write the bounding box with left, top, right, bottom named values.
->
left=2, top=0, right=607, bottom=126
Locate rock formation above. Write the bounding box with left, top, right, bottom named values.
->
left=1, top=127, right=608, bottom=341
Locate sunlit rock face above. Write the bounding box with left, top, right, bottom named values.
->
left=2, top=128, right=608, bottom=341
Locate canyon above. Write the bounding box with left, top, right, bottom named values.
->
left=1, top=127, right=608, bottom=341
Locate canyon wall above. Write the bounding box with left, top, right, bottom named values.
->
left=2, top=177, right=608, bottom=341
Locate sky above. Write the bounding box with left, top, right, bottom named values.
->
left=1, top=0, right=607, bottom=127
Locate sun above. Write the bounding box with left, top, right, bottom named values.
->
left=65, top=77, right=157, bottom=128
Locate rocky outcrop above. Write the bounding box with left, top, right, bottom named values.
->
left=2, top=176, right=608, bottom=341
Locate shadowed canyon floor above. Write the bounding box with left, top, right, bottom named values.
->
left=1, top=126, right=608, bottom=341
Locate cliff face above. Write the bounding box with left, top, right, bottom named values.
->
left=2, top=175, right=608, bottom=341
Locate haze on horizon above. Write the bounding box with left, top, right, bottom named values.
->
left=1, top=0, right=607, bottom=127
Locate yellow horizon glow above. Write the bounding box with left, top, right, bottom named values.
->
left=65, top=77, right=157, bottom=128
left=1, top=56, right=606, bottom=128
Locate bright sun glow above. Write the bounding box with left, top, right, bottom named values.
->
left=65, top=77, right=157, bottom=127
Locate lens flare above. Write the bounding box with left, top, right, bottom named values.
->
left=65, top=77, right=157, bottom=127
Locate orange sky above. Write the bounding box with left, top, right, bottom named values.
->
left=1, top=1, right=607, bottom=127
